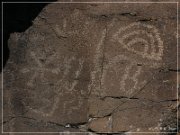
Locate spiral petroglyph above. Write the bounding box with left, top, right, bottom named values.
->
left=113, top=22, right=164, bottom=61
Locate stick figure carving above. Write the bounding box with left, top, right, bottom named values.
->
left=21, top=51, right=85, bottom=117
left=101, top=55, right=146, bottom=95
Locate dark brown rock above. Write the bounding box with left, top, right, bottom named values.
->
left=3, top=1, right=178, bottom=134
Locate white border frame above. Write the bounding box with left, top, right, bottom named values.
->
left=1, top=1, right=179, bottom=134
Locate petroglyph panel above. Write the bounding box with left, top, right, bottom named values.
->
left=3, top=6, right=93, bottom=131
left=3, top=2, right=177, bottom=133
left=22, top=53, right=85, bottom=117
left=92, top=22, right=165, bottom=97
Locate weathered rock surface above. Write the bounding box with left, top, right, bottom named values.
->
left=2, top=0, right=179, bottom=134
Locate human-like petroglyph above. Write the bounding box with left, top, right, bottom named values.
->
left=120, top=63, right=144, bottom=95
left=101, top=55, right=147, bottom=96
left=25, top=52, right=60, bottom=87
left=46, top=57, right=84, bottom=117
left=113, top=22, right=164, bottom=61
left=20, top=52, right=85, bottom=117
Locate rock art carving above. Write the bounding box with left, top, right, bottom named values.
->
left=113, top=22, right=164, bottom=61
left=101, top=55, right=147, bottom=95
left=99, top=22, right=164, bottom=96
left=25, top=51, right=61, bottom=87
left=89, top=28, right=107, bottom=96
left=21, top=51, right=85, bottom=117
left=3, top=2, right=177, bottom=133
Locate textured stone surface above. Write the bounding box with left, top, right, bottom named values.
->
left=2, top=1, right=179, bottom=134
left=112, top=99, right=175, bottom=132
left=88, top=116, right=112, bottom=132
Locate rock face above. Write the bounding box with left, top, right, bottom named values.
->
left=3, top=1, right=178, bottom=134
